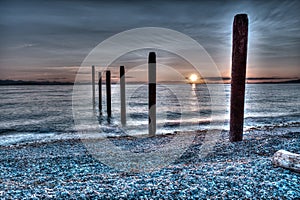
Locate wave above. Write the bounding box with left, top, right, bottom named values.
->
left=1, top=122, right=299, bottom=147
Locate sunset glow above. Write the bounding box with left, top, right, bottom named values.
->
left=189, top=74, right=198, bottom=83
left=0, top=0, right=299, bottom=83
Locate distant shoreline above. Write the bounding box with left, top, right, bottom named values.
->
left=0, top=80, right=74, bottom=85
left=0, top=79, right=299, bottom=85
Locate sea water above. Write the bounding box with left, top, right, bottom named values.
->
left=0, top=84, right=299, bottom=145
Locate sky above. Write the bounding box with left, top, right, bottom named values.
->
left=0, top=0, right=299, bottom=83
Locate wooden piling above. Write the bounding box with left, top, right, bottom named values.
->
left=229, top=14, right=248, bottom=142
left=92, top=65, right=95, bottom=107
left=98, top=72, right=102, bottom=114
left=106, top=70, right=111, bottom=117
left=120, top=66, right=126, bottom=125
left=148, top=52, right=156, bottom=136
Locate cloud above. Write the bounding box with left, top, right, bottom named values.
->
left=0, top=0, right=299, bottom=81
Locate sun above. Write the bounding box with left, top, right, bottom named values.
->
left=189, top=74, right=198, bottom=83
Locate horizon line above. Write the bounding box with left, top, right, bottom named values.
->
left=1, top=78, right=300, bottom=85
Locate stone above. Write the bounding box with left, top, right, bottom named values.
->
left=272, top=150, right=300, bottom=173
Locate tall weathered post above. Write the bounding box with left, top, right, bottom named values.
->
left=230, top=14, right=248, bottom=142
left=98, top=72, right=102, bottom=114
left=106, top=70, right=111, bottom=117
left=92, top=65, right=95, bottom=107
left=120, top=66, right=126, bottom=126
left=148, top=52, right=156, bottom=136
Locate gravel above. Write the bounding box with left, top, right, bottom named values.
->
left=0, top=130, right=299, bottom=199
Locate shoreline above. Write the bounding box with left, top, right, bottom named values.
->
left=1, top=128, right=299, bottom=199
left=1, top=121, right=299, bottom=148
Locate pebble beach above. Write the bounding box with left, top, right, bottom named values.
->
left=1, top=127, right=299, bottom=199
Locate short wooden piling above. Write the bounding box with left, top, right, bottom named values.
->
left=92, top=65, right=95, bottom=107
left=229, top=14, right=249, bottom=142
left=120, top=66, right=126, bottom=126
left=148, top=52, right=156, bottom=136
left=98, top=72, right=102, bottom=114
left=106, top=70, right=111, bottom=117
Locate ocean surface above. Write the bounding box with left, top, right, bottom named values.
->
left=0, top=84, right=299, bottom=145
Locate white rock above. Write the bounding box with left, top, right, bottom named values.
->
left=272, top=150, right=300, bottom=173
